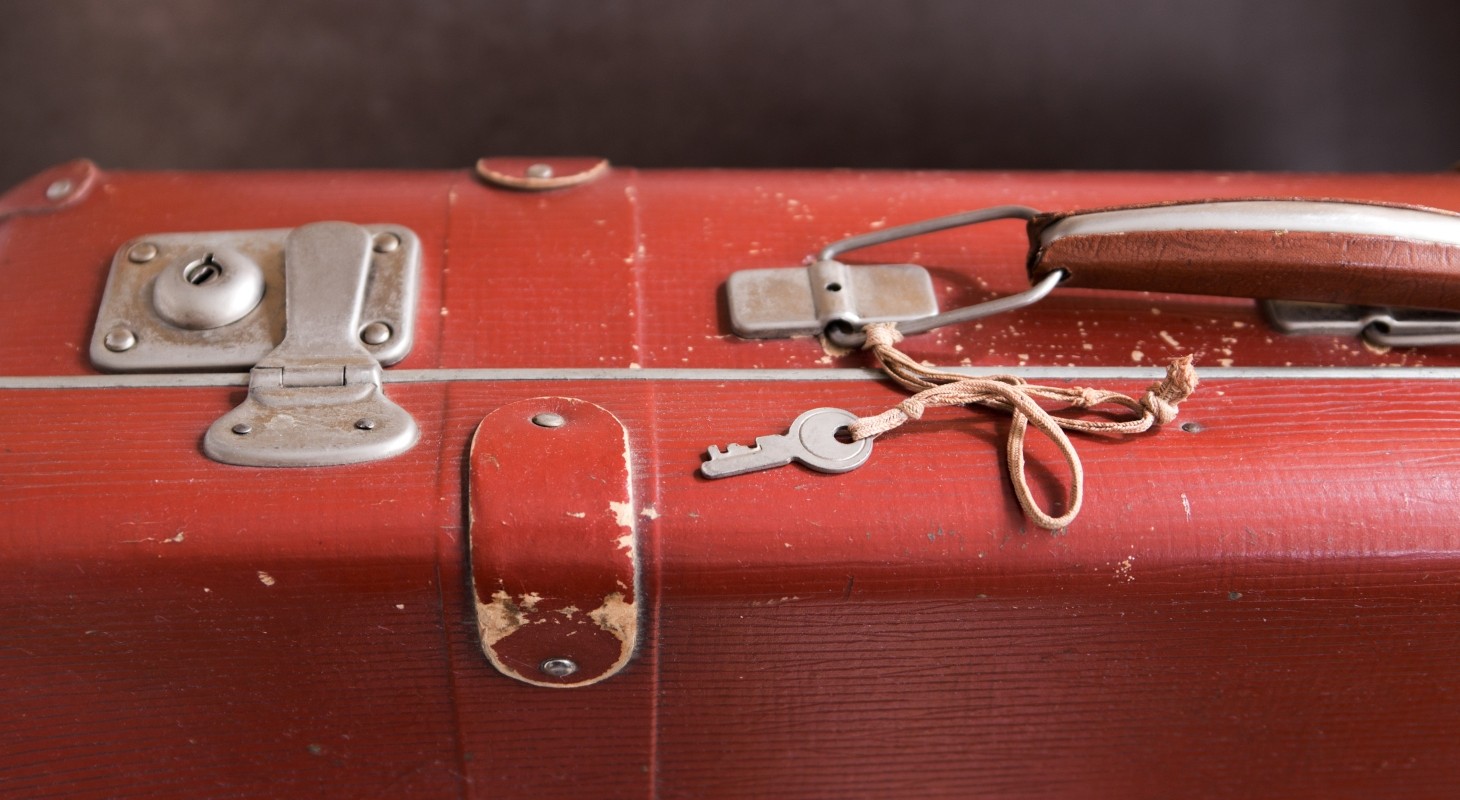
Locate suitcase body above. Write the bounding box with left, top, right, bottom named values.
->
left=4, top=159, right=1460, bottom=798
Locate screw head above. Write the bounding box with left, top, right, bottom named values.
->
left=372, top=232, right=401, bottom=254
left=103, top=327, right=137, bottom=352
left=360, top=321, right=393, bottom=346
left=355, top=418, right=377, bottom=431
left=525, top=163, right=554, bottom=179
left=127, top=242, right=159, bottom=263
left=231, top=422, right=253, bottom=435
left=532, top=412, right=566, bottom=428
left=540, top=658, right=578, bottom=678
left=45, top=179, right=74, bottom=202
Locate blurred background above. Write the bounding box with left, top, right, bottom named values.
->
left=1, top=0, right=1457, bottom=189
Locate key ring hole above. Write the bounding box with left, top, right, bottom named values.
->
left=834, top=426, right=855, bottom=444
left=825, top=282, right=843, bottom=292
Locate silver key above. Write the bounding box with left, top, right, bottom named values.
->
left=701, top=407, right=873, bottom=478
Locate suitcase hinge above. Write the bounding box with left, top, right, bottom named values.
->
left=203, top=222, right=419, bottom=467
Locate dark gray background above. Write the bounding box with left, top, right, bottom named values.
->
left=1, top=0, right=1457, bottom=189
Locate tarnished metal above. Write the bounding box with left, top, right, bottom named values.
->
left=726, top=261, right=938, bottom=339
left=726, top=205, right=1053, bottom=345
left=1262, top=300, right=1460, bottom=347
left=701, top=407, right=873, bottom=478
left=150, top=249, right=265, bottom=331
left=203, top=222, right=420, bottom=467
left=102, top=327, right=137, bottom=353
left=91, top=225, right=420, bottom=371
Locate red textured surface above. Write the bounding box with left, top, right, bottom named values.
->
left=470, top=396, right=638, bottom=686
left=4, top=165, right=1460, bottom=798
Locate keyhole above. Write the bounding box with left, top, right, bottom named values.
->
left=185, top=254, right=224, bottom=286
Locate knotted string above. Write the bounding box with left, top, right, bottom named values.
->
left=847, top=323, right=1198, bottom=530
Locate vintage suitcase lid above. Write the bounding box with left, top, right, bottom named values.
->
left=6, top=161, right=1460, bottom=796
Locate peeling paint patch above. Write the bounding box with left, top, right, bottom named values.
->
left=609, top=500, right=634, bottom=528
left=257, top=571, right=275, bottom=587
left=478, top=590, right=526, bottom=646
left=589, top=592, right=636, bottom=641
left=1114, top=555, right=1136, bottom=582
left=519, top=592, right=543, bottom=611
left=749, top=595, right=802, bottom=607
left=566, top=511, right=587, bottom=519
left=639, top=506, right=660, bottom=520
left=1181, top=493, right=1192, bottom=522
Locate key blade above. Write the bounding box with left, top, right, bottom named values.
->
left=706, top=442, right=757, bottom=461
left=699, top=437, right=795, bottom=479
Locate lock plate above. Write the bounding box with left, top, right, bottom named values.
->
left=726, top=260, right=939, bottom=339
left=90, top=226, right=419, bottom=371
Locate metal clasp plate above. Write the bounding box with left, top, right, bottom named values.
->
left=91, top=221, right=422, bottom=467
left=727, top=260, right=938, bottom=338
left=1261, top=300, right=1460, bottom=347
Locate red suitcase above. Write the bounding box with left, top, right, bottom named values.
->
left=4, top=157, right=1460, bottom=798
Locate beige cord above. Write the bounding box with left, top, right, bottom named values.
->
left=848, top=323, right=1198, bottom=530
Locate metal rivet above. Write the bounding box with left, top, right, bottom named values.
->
left=525, top=163, right=554, bottom=179
left=540, top=658, right=578, bottom=678
left=231, top=423, right=253, bottom=435
left=45, top=179, right=74, bottom=202
left=372, top=232, right=401, bottom=254
left=103, top=327, right=137, bottom=352
left=532, top=412, right=566, bottom=428
left=360, top=321, right=393, bottom=346
left=355, top=418, right=377, bottom=431
left=127, top=242, right=159, bottom=263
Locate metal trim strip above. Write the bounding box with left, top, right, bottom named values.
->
left=6, top=365, right=1460, bottom=389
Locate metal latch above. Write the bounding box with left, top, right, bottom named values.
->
left=91, top=221, right=422, bottom=467
left=724, top=206, right=1057, bottom=345
left=1262, top=300, right=1460, bottom=347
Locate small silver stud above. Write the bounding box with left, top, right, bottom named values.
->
left=355, top=418, right=377, bottom=431
left=103, top=327, right=137, bottom=352
left=360, top=321, right=393, bottom=345
left=525, top=163, right=554, bottom=180
left=532, top=412, right=566, bottom=428
left=127, top=243, right=159, bottom=263
left=231, top=423, right=253, bottom=435
left=372, top=232, right=401, bottom=254
left=540, top=658, right=578, bottom=678
left=45, top=179, right=74, bottom=202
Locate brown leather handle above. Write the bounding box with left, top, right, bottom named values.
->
left=1028, top=199, right=1460, bottom=310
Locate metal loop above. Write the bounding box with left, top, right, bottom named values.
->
left=827, top=269, right=1065, bottom=348
left=814, top=205, right=1062, bottom=349
left=816, top=205, right=1040, bottom=262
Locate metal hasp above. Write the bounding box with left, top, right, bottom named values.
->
left=204, top=222, right=420, bottom=467
left=90, top=220, right=423, bottom=467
